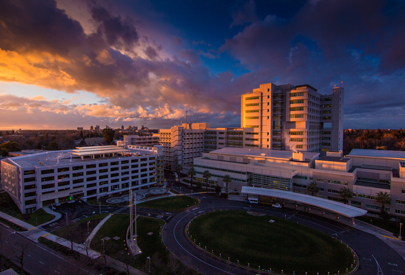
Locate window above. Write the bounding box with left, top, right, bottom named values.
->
left=57, top=167, right=69, bottom=173
left=111, top=161, right=119, bottom=166
left=290, top=92, right=304, bottom=97
left=24, top=170, right=35, bottom=175
left=245, top=110, right=259, bottom=113
left=296, top=145, right=303, bottom=148
left=245, top=117, right=259, bottom=120
left=86, top=164, right=96, bottom=169
left=131, top=159, right=138, bottom=163
left=290, top=138, right=303, bottom=142
left=72, top=166, right=83, bottom=171
left=290, top=131, right=303, bottom=135
left=73, top=172, right=83, bottom=177
left=99, top=162, right=108, bottom=167
left=73, top=178, right=84, bottom=184
left=41, top=169, right=54, bottom=175
left=245, top=125, right=259, bottom=128
left=99, top=168, right=108, bottom=173
left=290, top=100, right=304, bottom=104
left=24, top=177, right=36, bottom=183
left=87, top=177, right=97, bottom=182
left=121, top=160, right=129, bottom=164
left=245, top=96, right=260, bottom=100
left=41, top=176, right=54, bottom=182
left=58, top=174, right=69, bottom=180
left=42, top=183, right=55, bottom=189
left=290, top=107, right=304, bottom=111
left=86, top=170, right=96, bottom=175
left=245, top=103, right=260, bottom=107
left=58, top=181, right=69, bottom=187
left=290, top=114, right=304, bottom=118
left=396, top=200, right=405, bottom=205
left=111, top=173, right=119, bottom=178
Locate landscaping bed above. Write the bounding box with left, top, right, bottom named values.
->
left=91, top=214, right=196, bottom=274
left=356, top=215, right=405, bottom=238
left=188, top=210, right=355, bottom=274
left=138, top=196, right=199, bottom=211
left=52, top=213, right=108, bottom=243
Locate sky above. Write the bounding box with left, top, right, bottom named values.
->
left=0, top=0, right=405, bottom=130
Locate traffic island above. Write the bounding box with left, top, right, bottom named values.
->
left=187, top=210, right=358, bottom=275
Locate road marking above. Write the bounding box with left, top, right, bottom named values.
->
left=39, top=261, right=44, bottom=265
left=172, top=213, right=235, bottom=275
left=382, top=235, right=399, bottom=240
left=41, top=233, right=50, bottom=237
left=388, top=263, right=398, bottom=266
left=372, top=254, right=384, bottom=275
left=54, top=271, right=60, bottom=274
left=28, top=227, right=37, bottom=231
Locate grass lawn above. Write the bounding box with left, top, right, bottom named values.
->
left=138, top=195, right=198, bottom=211
left=188, top=211, right=355, bottom=274
left=0, top=191, right=54, bottom=225
left=91, top=214, right=196, bottom=274
left=356, top=215, right=404, bottom=238
left=52, top=213, right=108, bottom=243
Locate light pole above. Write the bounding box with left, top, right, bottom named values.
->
left=99, top=201, right=101, bottom=214
left=87, top=221, right=90, bottom=236
left=400, top=223, right=403, bottom=240
left=147, top=256, right=150, bottom=273
left=102, top=239, right=105, bottom=253
left=65, top=212, right=68, bottom=225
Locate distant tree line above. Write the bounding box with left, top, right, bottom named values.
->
left=344, top=129, right=405, bottom=155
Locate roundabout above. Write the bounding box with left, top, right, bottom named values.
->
left=187, top=210, right=356, bottom=274
left=162, top=193, right=405, bottom=275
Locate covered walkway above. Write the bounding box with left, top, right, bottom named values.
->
left=241, top=186, right=367, bottom=224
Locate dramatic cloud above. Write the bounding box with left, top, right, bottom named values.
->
left=0, top=0, right=405, bottom=129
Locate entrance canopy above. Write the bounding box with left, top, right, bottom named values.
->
left=241, top=186, right=367, bottom=218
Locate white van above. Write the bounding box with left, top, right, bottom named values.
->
left=245, top=198, right=258, bottom=204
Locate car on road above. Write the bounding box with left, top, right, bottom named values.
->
left=272, top=203, right=282, bottom=208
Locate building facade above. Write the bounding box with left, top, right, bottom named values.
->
left=1, top=145, right=163, bottom=214
left=122, top=134, right=160, bottom=147
left=241, top=83, right=344, bottom=152
left=193, top=148, right=405, bottom=216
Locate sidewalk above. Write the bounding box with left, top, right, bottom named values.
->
left=41, top=206, right=62, bottom=227
left=84, top=213, right=112, bottom=245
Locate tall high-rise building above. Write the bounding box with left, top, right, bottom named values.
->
left=241, top=83, right=343, bottom=152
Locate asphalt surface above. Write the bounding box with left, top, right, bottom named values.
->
left=3, top=169, right=404, bottom=275
left=162, top=186, right=405, bottom=275
left=0, top=225, right=98, bottom=275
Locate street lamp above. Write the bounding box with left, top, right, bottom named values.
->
left=87, top=221, right=90, bottom=236
left=147, top=256, right=151, bottom=273
left=400, top=223, right=403, bottom=240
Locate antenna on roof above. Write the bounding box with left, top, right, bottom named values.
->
left=341, top=80, right=344, bottom=88
left=185, top=107, right=188, bottom=124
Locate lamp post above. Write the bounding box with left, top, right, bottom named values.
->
left=65, top=212, right=68, bottom=225
left=400, top=223, right=403, bottom=240
left=147, top=256, right=150, bottom=273
left=87, top=221, right=90, bottom=236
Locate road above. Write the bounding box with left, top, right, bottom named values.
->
left=0, top=225, right=98, bottom=275
left=162, top=191, right=405, bottom=275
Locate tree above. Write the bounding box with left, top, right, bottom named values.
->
left=102, top=128, right=115, bottom=144
left=0, top=141, right=21, bottom=156
left=10, top=237, right=32, bottom=274
left=215, top=185, right=221, bottom=195
left=80, top=130, right=84, bottom=140
left=307, top=181, right=319, bottom=196
left=203, top=170, right=211, bottom=191
left=175, top=164, right=182, bottom=175
left=223, top=175, right=231, bottom=194
left=339, top=187, right=353, bottom=204
left=376, top=191, right=391, bottom=214
left=187, top=167, right=196, bottom=188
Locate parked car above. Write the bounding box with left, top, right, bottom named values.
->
left=272, top=203, right=282, bottom=208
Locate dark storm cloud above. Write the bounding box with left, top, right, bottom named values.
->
left=0, top=0, right=85, bottom=56
left=91, top=5, right=139, bottom=51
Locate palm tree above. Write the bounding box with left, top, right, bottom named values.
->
left=376, top=191, right=391, bottom=214
left=223, top=175, right=231, bottom=194
left=203, top=170, right=211, bottom=191
left=339, top=187, right=353, bottom=204
left=188, top=167, right=196, bottom=188
left=175, top=164, right=182, bottom=176
left=307, top=181, right=319, bottom=196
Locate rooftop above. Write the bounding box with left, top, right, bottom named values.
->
left=5, top=146, right=158, bottom=168
left=241, top=186, right=367, bottom=218
left=348, top=149, right=405, bottom=160
left=318, top=156, right=350, bottom=163
left=209, top=148, right=319, bottom=162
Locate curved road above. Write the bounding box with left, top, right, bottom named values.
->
left=163, top=193, right=405, bottom=275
